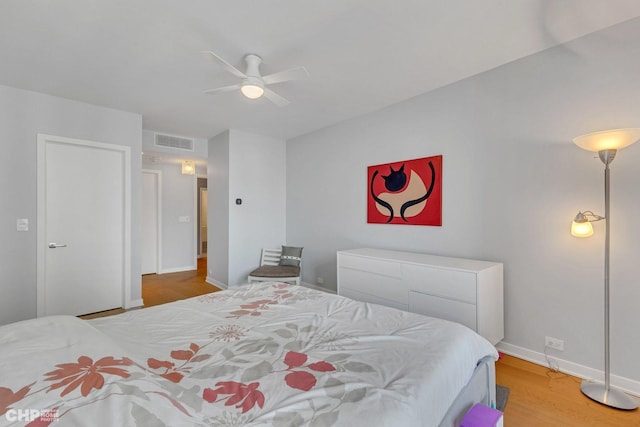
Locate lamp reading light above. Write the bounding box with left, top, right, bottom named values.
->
left=571, top=212, right=594, bottom=237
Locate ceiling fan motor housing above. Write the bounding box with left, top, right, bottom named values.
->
left=244, top=54, right=263, bottom=78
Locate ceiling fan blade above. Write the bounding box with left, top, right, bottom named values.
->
left=201, top=50, right=247, bottom=79
left=263, top=88, right=290, bottom=107
left=203, top=83, right=242, bottom=95
left=262, top=66, right=309, bottom=85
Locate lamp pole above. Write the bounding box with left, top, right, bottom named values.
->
left=580, top=149, right=637, bottom=410
left=602, top=149, right=612, bottom=393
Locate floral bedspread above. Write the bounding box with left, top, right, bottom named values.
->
left=0, top=283, right=497, bottom=426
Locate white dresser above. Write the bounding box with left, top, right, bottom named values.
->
left=337, top=248, right=503, bottom=345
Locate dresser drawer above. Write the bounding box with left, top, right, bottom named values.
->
left=403, top=264, right=476, bottom=303
left=338, top=255, right=402, bottom=279
left=338, top=266, right=408, bottom=305
left=339, top=287, right=408, bottom=311
left=408, top=290, right=477, bottom=331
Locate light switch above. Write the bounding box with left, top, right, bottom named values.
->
left=17, top=218, right=29, bottom=232
left=179, top=216, right=191, bottom=223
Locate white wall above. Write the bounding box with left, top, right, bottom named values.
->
left=228, top=130, right=287, bottom=287
left=287, top=19, right=640, bottom=388
left=207, top=131, right=230, bottom=286
left=0, top=84, right=142, bottom=325
left=207, top=129, right=286, bottom=288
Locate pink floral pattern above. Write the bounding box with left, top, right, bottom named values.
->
left=203, top=381, right=265, bottom=413
left=147, top=342, right=211, bottom=383
left=45, top=356, right=132, bottom=397
left=282, top=351, right=336, bottom=391
left=226, top=284, right=295, bottom=318
left=0, top=384, right=32, bottom=415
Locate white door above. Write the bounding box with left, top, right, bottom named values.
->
left=37, top=134, right=131, bottom=316
left=142, top=170, right=161, bottom=274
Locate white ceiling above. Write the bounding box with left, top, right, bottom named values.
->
left=2, top=0, right=640, bottom=141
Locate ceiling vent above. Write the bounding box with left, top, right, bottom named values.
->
left=154, top=133, right=194, bottom=151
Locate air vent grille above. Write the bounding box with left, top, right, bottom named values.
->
left=154, top=133, right=194, bottom=151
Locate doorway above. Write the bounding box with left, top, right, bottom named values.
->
left=198, top=177, right=208, bottom=257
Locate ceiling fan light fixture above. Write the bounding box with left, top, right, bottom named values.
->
left=241, top=84, right=264, bottom=99
left=240, top=77, right=264, bottom=99
left=203, top=51, right=300, bottom=106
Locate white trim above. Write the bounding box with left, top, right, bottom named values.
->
left=142, top=169, right=163, bottom=274
left=193, top=174, right=198, bottom=267
left=496, top=341, right=640, bottom=397
left=125, top=298, right=144, bottom=309
left=160, top=266, right=197, bottom=274
left=37, top=134, right=131, bottom=317
left=301, top=281, right=336, bottom=294
left=199, top=186, right=208, bottom=258
left=206, top=276, right=228, bottom=290
left=123, top=140, right=132, bottom=314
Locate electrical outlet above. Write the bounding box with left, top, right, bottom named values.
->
left=317, top=277, right=324, bottom=284
left=545, top=336, right=565, bottom=351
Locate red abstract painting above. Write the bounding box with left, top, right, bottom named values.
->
left=367, top=155, right=442, bottom=226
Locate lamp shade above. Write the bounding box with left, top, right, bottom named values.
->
left=571, top=220, right=593, bottom=237
left=573, top=128, right=640, bottom=152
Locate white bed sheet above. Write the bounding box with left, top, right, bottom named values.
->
left=1, top=282, right=497, bottom=426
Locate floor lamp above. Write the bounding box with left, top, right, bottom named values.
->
left=571, top=128, right=640, bottom=410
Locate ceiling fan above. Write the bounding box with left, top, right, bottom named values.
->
left=201, top=51, right=309, bottom=107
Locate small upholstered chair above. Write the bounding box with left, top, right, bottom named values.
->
left=248, top=246, right=302, bottom=285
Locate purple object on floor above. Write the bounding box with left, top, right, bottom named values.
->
left=460, top=403, right=503, bottom=427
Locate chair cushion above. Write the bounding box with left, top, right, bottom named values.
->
left=279, top=246, right=303, bottom=267
left=249, top=265, right=300, bottom=278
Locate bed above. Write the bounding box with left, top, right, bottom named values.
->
left=0, top=282, right=498, bottom=426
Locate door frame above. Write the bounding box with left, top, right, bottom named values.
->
left=36, top=134, right=132, bottom=316
left=194, top=173, right=204, bottom=263
left=142, top=169, right=163, bottom=274
left=199, top=187, right=208, bottom=257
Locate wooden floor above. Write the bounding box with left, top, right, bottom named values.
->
left=497, top=354, right=640, bottom=426
left=79, top=257, right=219, bottom=319
left=140, top=257, right=219, bottom=307
left=80, top=260, right=640, bottom=425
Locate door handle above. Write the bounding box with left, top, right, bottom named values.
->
left=48, top=243, right=67, bottom=248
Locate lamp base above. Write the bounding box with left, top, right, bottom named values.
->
left=581, top=380, right=638, bottom=410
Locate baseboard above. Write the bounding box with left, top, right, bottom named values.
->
left=206, top=276, right=227, bottom=290
left=300, top=281, right=336, bottom=294
left=125, top=298, right=144, bottom=309
left=159, top=266, right=197, bottom=274
left=497, top=341, right=640, bottom=397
